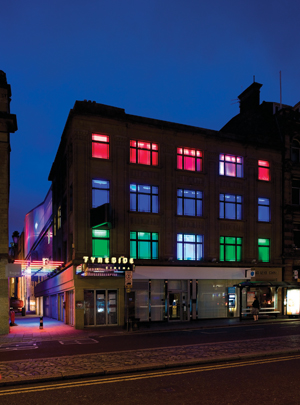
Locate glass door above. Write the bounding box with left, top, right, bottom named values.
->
left=169, top=292, right=181, bottom=320
left=84, top=289, right=118, bottom=326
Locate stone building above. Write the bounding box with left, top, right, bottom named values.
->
left=34, top=99, right=283, bottom=329
left=0, top=71, right=17, bottom=334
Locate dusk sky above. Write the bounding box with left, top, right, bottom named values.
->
left=2, top=0, right=300, bottom=239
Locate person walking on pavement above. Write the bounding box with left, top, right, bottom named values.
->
left=252, top=296, right=260, bottom=321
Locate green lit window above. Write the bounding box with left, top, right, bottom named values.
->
left=130, top=231, right=158, bottom=259
left=220, top=236, right=242, bottom=262
left=258, top=238, right=270, bottom=262
left=92, top=229, right=109, bottom=257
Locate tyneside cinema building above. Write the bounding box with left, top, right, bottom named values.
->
left=27, top=96, right=285, bottom=330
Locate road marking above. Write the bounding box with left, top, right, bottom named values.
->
left=2, top=354, right=300, bottom=397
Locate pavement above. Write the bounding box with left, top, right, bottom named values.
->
left=1, top=313, right=300, bottom=387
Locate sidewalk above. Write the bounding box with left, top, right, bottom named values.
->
left=0, top=315, right=299, bottom=387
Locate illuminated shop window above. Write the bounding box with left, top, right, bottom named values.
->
left=258, top=238, right=270, bottom=262
left=92, top=134, right=109, bottom=159
left=92, top=179, right=110, bottom=208
left=292, top=179, right=300, bottom=205
left=130, top=140, right=158, bottom=166
left=92, top=229, right=109, bottom=257
left=130, top=184, right=158, bottom=213
left=177, top=189, right=202, bottom=216
left=258, top=160, right=270, bottom=181
left=220, top=236, right=242, bottom=262
left=219, top=154, right=243, bottom=178
left=177, top=234, right=203, bottom=261
left=258, top=198, right=270, bottom=222
left=177, top=148, right=203, bottom=172
left=130, top=231, right=158, bottom=259
left=219, top=194, right=242, bottom=220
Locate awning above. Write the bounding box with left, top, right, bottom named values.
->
left=234, top=281, right=298, bottom=288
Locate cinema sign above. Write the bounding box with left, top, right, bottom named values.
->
left=83, top=256, right=134, bottom=265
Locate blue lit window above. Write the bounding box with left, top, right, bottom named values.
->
left=130, top=231, right=158, bottom=259
left=177, top=189, right=202, bottom=217
left=219, top=194, right=242, bottom=220
left=92, top=179, right=109, bottom=208
left=130, top=184, right=158, bottom=213
left=258, top=198, right=270, bottom=222
left=177, top=234, right=204, bottom=261
left=219, top=154, right=243, bottom=178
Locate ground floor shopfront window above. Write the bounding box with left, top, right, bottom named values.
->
left=84, top=289, right=118, bottom=326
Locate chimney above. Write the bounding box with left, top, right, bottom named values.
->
left=238, top=82, right=262, bottom=114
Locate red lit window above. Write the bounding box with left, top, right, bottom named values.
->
left=130, top=140, right=158, bottom=166
left=258, top=160, right=270, bottom=181
left=92, top=134, right=109, bottom=159
left=219, top=154, right=243, bottom=178
left=177, top=148, right=203, bottom=172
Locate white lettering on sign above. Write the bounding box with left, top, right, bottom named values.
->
left=83, top=256, right=134, bottom=264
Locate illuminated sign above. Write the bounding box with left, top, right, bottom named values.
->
left=83, top=256, right=134, bottom=264
left=287, top=289, right=300, bottom=316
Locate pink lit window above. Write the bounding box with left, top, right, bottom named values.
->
left=258, top=160, right=270, bottom=181
left=92, top=134, right=109, bottom=159
left=130, top=140, right=158, bottom=166
left=177, top=148, right=203, bottom=172
left=219, top=154, right=243, bottom=178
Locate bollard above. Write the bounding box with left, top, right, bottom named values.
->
left=39, top=316, right=43, bottom=329
left=10, top=311, right=15, bottom=326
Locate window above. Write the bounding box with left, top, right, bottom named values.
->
left=130, top=232, right=158, bottom=259
left=292, top=179, right=300, bottom=205
left=177, top=234, right=204, bottom=260
left=92, top=134, right=109, bottom=159
left=291, top=139, right=300, bottom=163
left=177, top=189, right=202, bottom=216
left=92, top=179, right=110, bottom=208
left=258, top=198, right=270, bottom=222
left=258, top=160, right=270, bottom=181
left=293, top=225, right=300, bottom=248
left=258, top=238, right=270, bottom=262
left=219, top=154, right=243, bottom=178
left=220, top=237, right=242, bottom=262
left=57, top=206, right=61, bottom=230
left=177, top=147, right=203, bottom=172
left=130, top=140, right=158, bottom=166
left=92, top=229, right=109, bottom=257
left=130, top=184, right=158, bottom=213
left=219, top=194, right=242, bottom=220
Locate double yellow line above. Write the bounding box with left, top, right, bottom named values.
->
left=1, top=354, right=299, bottom=397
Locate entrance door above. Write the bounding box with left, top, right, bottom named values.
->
left=84, top=289, right=118, bottom=326
left=168, top=291, right=188, bottom=321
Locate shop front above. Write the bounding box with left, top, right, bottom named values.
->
left=132, top=266, right=251, bottom=322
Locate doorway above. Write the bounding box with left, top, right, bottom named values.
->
left=84, top=289, right=118, bottom=326
left=168, top=291, right=188, bottom=321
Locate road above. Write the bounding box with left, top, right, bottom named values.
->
left=1, top=353, right=299, bottom=405
left=1, top=320, right=300, bottom=362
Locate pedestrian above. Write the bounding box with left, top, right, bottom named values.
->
left=252, top=296, right=260, bottom=321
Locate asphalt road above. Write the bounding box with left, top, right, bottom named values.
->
left=1, top=353, right=299, bottom=405
left=1, top=320, right=300, bottom=362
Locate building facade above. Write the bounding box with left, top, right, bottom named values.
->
left=33, top=99, right=284, bottom=329
left=0, top=71, right=17, bottom=334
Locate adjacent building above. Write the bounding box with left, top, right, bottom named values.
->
left=34, top=98, right=283, bottom=329
left=0, top=71, right=17, bottom=334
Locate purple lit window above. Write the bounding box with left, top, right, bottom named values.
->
left=177, top=148, right=203, bottom=172
left=130, top=140, right=158, bottom=166
left=219, top=154, right=243, bottom=178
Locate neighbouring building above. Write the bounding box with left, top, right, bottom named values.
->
left=222, top=80, right=300, bottom=316
left=32, top=98, right=284, bottom=329
left=0, top=71, right=17, bottom=334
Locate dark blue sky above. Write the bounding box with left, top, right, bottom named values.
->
left=2, top=0, right=300, bottom=238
